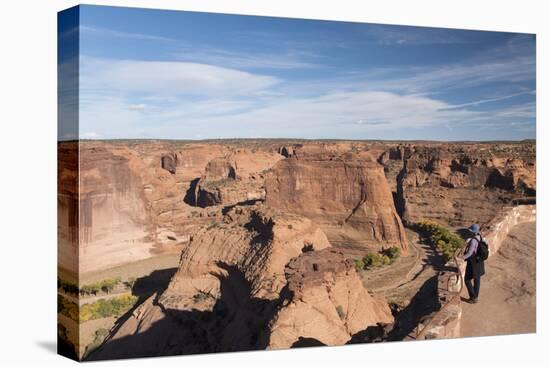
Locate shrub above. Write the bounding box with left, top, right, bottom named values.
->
left=100, top=277, right=121, bottom=294
left=58, top=277, right=79, bottom=296
left=94, top=327, right=109, bottom=339
left=79, top=277, right=122, bottom=296
left=417, top=220, right=465, bottom=261
left=362, top=253, right=384, bottom=269
left=58, top=295, right=79, bottom=322
left=79, top=295, right=138, bottom=322
left=381, top=246, right=401, bottom=263
left=80, top=285, right=100, bottom=296
left=356, top=247, right=402, bottom=272
left=354, top=259, right=365, bottom=272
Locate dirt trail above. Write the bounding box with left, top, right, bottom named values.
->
left=359, top=229, right=445, bottom=340
left=460, top=221, right=536, bottom=337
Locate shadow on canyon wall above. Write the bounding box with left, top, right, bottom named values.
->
left=132, top=268, right=178, bottom=298
left=87, top=264, right=286, bottom=361
left=386, top=276, right=439, bottom=341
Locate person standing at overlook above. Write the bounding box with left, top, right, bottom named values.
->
left=463, top=224, right=487, bottom=304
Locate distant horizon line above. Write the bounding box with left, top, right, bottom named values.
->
left=59, top=137, right=536, bottom=144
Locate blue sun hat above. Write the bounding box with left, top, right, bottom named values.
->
left=468, top=223, right=480, bottom=234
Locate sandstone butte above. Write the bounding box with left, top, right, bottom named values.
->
left=265, top=144, right=409, bottom=253
left=58, top=139, right=535, bottom=358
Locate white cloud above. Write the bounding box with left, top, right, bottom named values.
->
left=80, top=25, right=175, bottom=42
left=77, top=33, right=535, bottom=140
left=197, top=91, right=480, bottom=131
left=81, top=132, right=101, bottom=139
left=80, top=57, right=281, bottom=97
left=174, top=48, right=321, bottom=70
left=444, top=90, right=535, bottom=109
left=127, top=104, right=148, bottom=111
left=362, top=56, right=535, bottom=94
left=80, top=88, right=487, bottom=139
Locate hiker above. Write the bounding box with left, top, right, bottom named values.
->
left=463, top=223, right=486, bottom=304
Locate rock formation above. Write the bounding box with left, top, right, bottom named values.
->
left=391, top=143, right=536, bottom=226
left=89, top=206, right=393, bottom=360
left=265, top=145, right=408, bottom=253
left=58, top=142, right=79, bottom=273
left=78, top=145, right=153, bottom=273
left=193, top=150, right=283, bottom=208
left=160, top=205, right=331, bottom=306
left=62, top=142, right=282, bottom=274
left=268, top=248, right=394, bottom=349
left=61, top=140, right=535, bottom=276
left=61, top=139, right=536, bottom=359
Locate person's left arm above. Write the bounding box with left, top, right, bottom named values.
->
left=463, top=238, right=476, bottom=260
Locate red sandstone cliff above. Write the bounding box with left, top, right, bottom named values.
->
left=265, top=146, right=409, bottom=253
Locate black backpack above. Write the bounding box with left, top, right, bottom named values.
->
left=475, top=235, right=489, bottom=261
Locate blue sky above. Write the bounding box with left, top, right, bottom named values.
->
left=61, top=5, right=536, bottom=141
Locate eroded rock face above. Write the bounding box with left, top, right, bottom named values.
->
left=265, top=146, right=408, bottom=253
left=161, top=153, right=177, bottom=174
left=60, top=141, right=233, bottom=274
left=89, top=206, right=393, bottom=360
left=75, top=142, right=236, bottom=273
left=160, top=205, right=331, bottom=307
left=58, top=142, right=79, bottom=272
left=78, top=145, right=154, bottom=273
left=392, top=144, right=536, bottom=226
left=194, top=150, right=283, bottom=208
left=267, top=248, right=394, bottom=349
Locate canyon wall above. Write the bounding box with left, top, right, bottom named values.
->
left=59, top=140, right=535, bottom=277
left=265, top=146, right=409, bottom=253
left=58, top=142, right=79, bottom=274
left=390, top=143, right=535, bottom=227
left=60, top=141, right=283, bottom=274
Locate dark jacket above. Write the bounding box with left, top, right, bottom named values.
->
left=464, top=236, right=485, bottom=279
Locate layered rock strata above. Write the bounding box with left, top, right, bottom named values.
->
left=265, top=146, right=408, bottom=252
